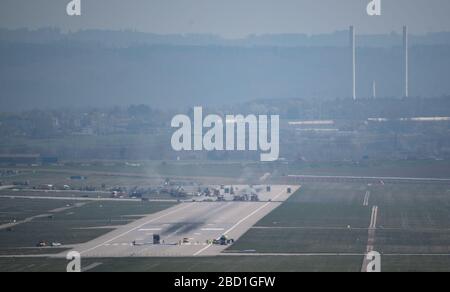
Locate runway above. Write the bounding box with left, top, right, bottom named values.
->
left=68, top=185, right=299, bottom=258
left=288, top=175, right=450, bottom=184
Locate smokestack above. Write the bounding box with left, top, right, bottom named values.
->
left=372, top=80, right=377, bottom=99
left=350, top=26, right=356, bottom=100
left=403, top=25, right=409, bottom=97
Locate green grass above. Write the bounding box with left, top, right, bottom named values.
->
left=370, top=184, right=450, bottom=229
left=375, top=230, right=450, bottom=254
left=257, top=203, right=371, bottom=228
left=229, top=184, right=371, bottom=254
left=228, top=228, right=368, bottom=254
left=367, top=183, right=450, bottom=256
left=0, top=198, right=78, bottom=223
left=1, top=160, right=270, bottom=179
left=0, top=200, right=176, bottom=252
left=3, top=255, right=450, bottom=272
left=230, top=181, right=450, bottom=270
left=381, top=255, right=450, bottom=272
left=0, top=221, right=112, bottom=248
left=257, top=184, right=372, bottom=228
left=0, top=169, right=163, bottom=190
left=0, top=256, right=362, bottom=272
left=0, top=248, right=69, bottom=256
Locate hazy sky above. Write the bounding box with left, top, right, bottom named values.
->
left=1, top=0, right=450, bottom=38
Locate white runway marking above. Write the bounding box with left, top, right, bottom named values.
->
left=363, top=191, right=371, bottom=206
left=138, top=228, right=162, bottom=232
left=369, top=206, right=378, bottom=229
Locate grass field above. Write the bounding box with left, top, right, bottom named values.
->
left=0, top=198, right=77, bottom=224
left=381, top=255, right=450, bottom=272
left=1, top=160, right=271, bottom=180
left=2, top=254, right=450, bottom=272
left=0, top=256, right=362, bottom=272
left=228, top=181, right=450, bottom=271
left=2, top=160, right=450, bottom=271
left=229, top=184, right=371, bottom=255
left=0, top=169, right=163, bottom=190
left=0, top=199, right=176, bottom=254
left=369, top=184, right=450, bottom=255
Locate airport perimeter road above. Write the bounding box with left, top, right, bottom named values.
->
left=0, top=194, right=177, bottom=203
left=288, top=175, right=450, bottom=184
left=68, top=185, right=299, bottom=258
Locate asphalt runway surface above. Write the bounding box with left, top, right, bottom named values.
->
left=69, top=185, right=299, bottom=258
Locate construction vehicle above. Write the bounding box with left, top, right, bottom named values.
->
left=36, top=241, right=47, bottom=247
left=213, top=235, right=235, bottom=246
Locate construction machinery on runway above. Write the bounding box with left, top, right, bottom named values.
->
left=211, top=235, right=235, bottom=246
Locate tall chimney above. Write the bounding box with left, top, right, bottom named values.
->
left=403, top=25, right=409, bottom=97
left=372, top=80, right=377, bottom=99
left=350, top=26, right=356, bottom=100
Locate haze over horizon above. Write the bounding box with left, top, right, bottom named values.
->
left=1, top=0, right=450, bottom=38
left=2, top=0, right=450, bottom=112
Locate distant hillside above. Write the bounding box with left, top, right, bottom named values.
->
left=1, top=29, right=450, bottom=111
